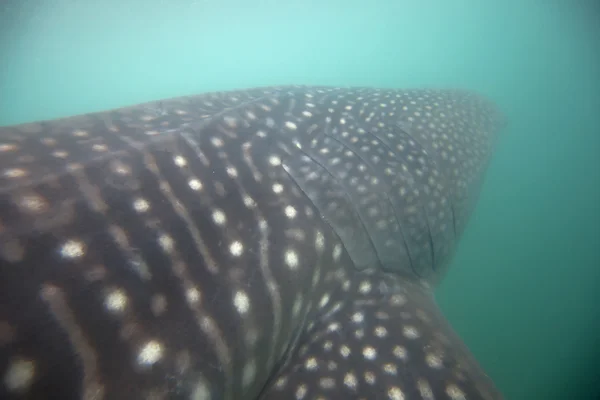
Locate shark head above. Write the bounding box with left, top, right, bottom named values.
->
left=0, top=85, right=505, bottom=400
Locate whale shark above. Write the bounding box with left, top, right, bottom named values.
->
left=0, top=85, right=505, bottom=400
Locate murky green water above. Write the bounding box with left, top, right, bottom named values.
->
left=1, top=1, right=599, bottom=398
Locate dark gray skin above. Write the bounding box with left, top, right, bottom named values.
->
left=0, top=85, right=505, bottom=400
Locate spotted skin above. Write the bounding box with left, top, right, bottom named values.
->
left=0, top=86, right=504, bottom=400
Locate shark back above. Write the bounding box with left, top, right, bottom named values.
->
left=0, top=85, right=504, bottom=400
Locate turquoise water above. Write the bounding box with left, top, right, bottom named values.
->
left=1, top=1, right=599, bottom=398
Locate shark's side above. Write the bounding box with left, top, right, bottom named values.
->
left=0, top=85, right=505, bottom=400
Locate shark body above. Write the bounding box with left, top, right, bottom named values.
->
left=0, top=85, right=504, bottom=400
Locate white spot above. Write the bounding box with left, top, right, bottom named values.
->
left=285, top=121, right=297, bottom=130
left=72, top=129, right=89, bottom=137
left=186, top=287, right=201, bottom=304
left=212, top=209, right=227, bottom=225
left=311, top=268, right=321, bottom=287
left=446, top=384, right=466, bottom=400
left=229, top=241, right=244, bottom=257
left=18, top=194, right=48, bottom=213
left=284, top=205, right=297, bottom=219
left=364, top=371, right=376, bottom=384
left=417, top=379, right=434, bottom=400
left=258, top=219, right=268, bottom=231
left=211, top=137, right=224, bottom=147
left=190, top=378, right=212, bottom=400
left=233, top=290, right=250, bottom=314
left=330, top=302, right=342, bottom=314
left=52, top=150, right=69, bottom=158
left=224, top=116, right=237, bottom=128
left=304, top=357, right=318, bottom=370
left=4, top=168, right=28, bottom=178
left=174, top=155, right=187, bottom=167
left=358, top=280, right=372, bottom=294
left=4, top=358, right=35, bottom=392
left=393, top=345, right=407, bottom=359
left=374, top=326, right=388, bottom=338
left=319, top=377, right=335, bottom=389
left=425, top=353, right=443, bottom=369
left=188, top=178, right=203, bottom=191
left=351, top=312, right=364, bottom=323
left=332, top=244, right=342, bottom=261
left=403, top=325, right=420, bottom=339
left=272, top=183, right=284, bottom=194
left=383, top=363, right=397, bottom=375
left=342, top=280, right=351, bottom=291
left=318, top=294, right=330, bottom=308
left=388, top=386, right=405, bottom=400
left=137, top=340, right=163, bottom=366
left=59, top=239, right=85, bottom=259
left=295, top=384, right=307, bottom=399
left=292, top=295, right=303, bottom=317
left=133, top=198, right=150, bottom=213
left=315, top=231, right=325, bottom=252
left=340, top=345, right=351, bottom=358
left=0, top=143, right=18, bottom=152
left=226, top=166, right=238, bottom=178
left=343, top=372, right=358, bottom=390
left=78, top=138, right=102, bottom=152
left=302, top=110, right=312, bottom=117
left=242, top=359, right=257, bottom=388
left=274, top=376, right=288, bottom=389
left=362, top=346, right=377, bottom=360
left=284, top=249, right=299, bottom=269
left=269, top=155, right=281, bottom=166
left=105, top=289, right=128, bottom=313
left=243, top=195, right=256, bottom=208
left=158, top=234, right=174, bottom=252
left=390, top=294, right=406, bottom=306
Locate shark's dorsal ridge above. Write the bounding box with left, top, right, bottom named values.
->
left=0, top=85, right=504, bottom=399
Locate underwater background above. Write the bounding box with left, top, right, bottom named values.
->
left=1, top=0, right=598, bottom=399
